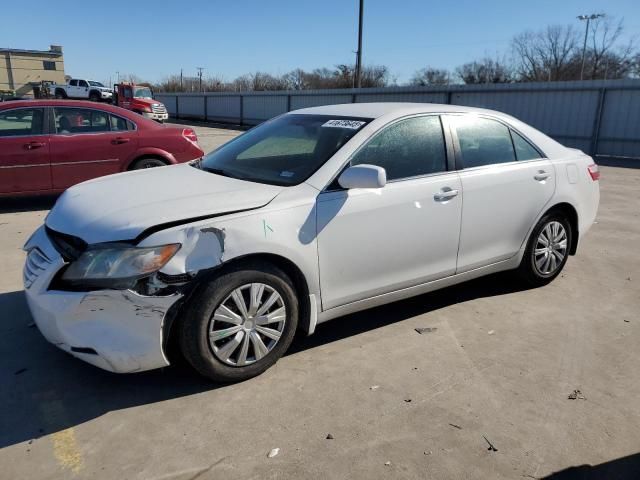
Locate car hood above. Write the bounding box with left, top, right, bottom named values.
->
left=46, top=163, right=284, bottom=244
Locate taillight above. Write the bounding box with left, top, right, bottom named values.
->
left=182, top=128, right=198, bottom=144
left=587, top=164, right=600, bottom=181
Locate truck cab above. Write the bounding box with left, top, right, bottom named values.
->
left=113, top=83, right=169, bottom=122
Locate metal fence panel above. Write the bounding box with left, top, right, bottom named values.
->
left=356, top=92, right=447, bottom=103
left=207, top=96, right=241, bottom=123
left=290, top=94, right=353, bottom=110
left=178, top=96, right=205, bottom=118
left=158, top=80, right=640, bottom=159
left=242, top=95, right=288, bottom=125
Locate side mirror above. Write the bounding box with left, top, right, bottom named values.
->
left=338, top=164, right=386, bottom=189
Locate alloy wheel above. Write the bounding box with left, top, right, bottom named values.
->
left=208, top=283, right=286, bottom=367
left=534, top=221, right=568, bottom=275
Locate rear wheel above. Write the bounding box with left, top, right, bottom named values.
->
left=179, top=263, right=299, bottom=382
left=517, top=212, right=572, bottom=286
left=54, top=90, right=66, bottom=99
left=130, top=157, right=168, bottom=169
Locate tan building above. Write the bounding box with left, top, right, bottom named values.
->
left=1, top=45, right=65, bottom=97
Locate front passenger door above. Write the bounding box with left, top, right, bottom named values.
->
left=317, top=115, right=462, bottom=310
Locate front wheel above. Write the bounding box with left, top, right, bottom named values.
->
left=517, top=212, right=572, bottom=287
left=179, top=263, right=299, bottom=382
left=89, top=92, right=100, bottom=102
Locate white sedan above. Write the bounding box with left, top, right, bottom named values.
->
left=23, top=103, right=600, bottom=382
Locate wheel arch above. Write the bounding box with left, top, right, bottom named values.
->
left=542, top=202, right=579, bottom=255
left=162, top=252, right=312, bottom=364
left=125, top=149, right=177, bottom=170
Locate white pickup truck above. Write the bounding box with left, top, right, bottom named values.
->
left=50, top=79, right=113, bottom=102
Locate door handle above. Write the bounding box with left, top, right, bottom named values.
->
left=434, top=188, right=459, bottom=201
left=534, top=170, right=550, bottom=181
left=24, top=142, right=46, bottom=150
left=111, top=137, right=130, bottom=145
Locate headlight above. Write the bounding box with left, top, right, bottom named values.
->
left=61, top=243, right=180, bottom=288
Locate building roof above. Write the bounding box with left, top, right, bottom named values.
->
left=0, top=47, right=62, bottom=57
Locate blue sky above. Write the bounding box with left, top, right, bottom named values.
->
left=2, top=0, right=638, bottom=84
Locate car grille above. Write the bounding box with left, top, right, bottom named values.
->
left=24, top=248, right=52, bottom=289
left=152, top=104, right=167, bottom=114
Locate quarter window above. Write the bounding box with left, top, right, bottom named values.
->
left=350, top=116, right=447, bottom=181
left=54, top=108, right=110, bottom=134
left=511, top=130, right=541, bottom=161
left=110, top=114, right=132, bottom=131
left=453, top=116, right=515, bottom=168
left=0, top=108, right=44, bottom=137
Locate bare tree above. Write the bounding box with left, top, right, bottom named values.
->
left=456, top=57, right=513, bottom=84
left=512, top=25, right=579, bottom=81
left=585, top=17, right=635, bottom=79
left=410, top=67, right=450, bottom=86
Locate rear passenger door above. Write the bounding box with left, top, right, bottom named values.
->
left=446, top=114, right=555, bottom=272
left=49, top=107, right=138, bottom=189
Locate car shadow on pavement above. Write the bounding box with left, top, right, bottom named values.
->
left=542, top=452, right=640, bottom=479
left=0, top=195, right=58, bottom=214
left=0, top=271, right=527, bottom=449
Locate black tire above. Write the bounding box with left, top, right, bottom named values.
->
left=89, top=91, right=100, bottom=102
left=517, top=211, right=572, bottom=287
left=179, top=262, right=299, bottom=382
left=54, top=89, right=66, bottom=99
left=130, top=157, right=168, bottom=169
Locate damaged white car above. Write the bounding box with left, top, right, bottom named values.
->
left=23, top=103, right=600, bottom=382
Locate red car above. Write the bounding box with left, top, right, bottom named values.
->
left=0, top=100, right=204, bottom=196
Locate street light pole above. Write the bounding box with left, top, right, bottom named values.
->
left=355, top=0, right=364, bottom=88
left=578, top=13, right=604, bottom=81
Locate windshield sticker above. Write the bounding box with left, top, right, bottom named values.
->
left=280, top=171, right=294, bottom=178
left=322, top=119, right=366, bottom=129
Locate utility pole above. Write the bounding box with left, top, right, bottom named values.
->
left=197, top=67, right=204, bottom=92
left=116, top=71, right=120, bottom=83
left=180, top=68, right=183, bottom=91
left=578, top=13, right=604, bottom=80
left=354, top=0, right=364, bottom=88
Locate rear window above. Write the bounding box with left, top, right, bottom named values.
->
left=0, top=108, right=44, bottom=137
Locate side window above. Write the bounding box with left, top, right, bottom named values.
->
left=110, top=114, right=131, bottom=131
left=123, top=87, right=133, bottom=99
left=78, top=80, right=88, bottom=88
left=350, top=116, right=447, bottom=181
left=453, top=116, right=515, bottom=168
left=511, top=130, right=541, bottom=161
left=54, top=108, right=110, bottom=134
left=69, top=79, right=78, bottom=87
left=0, top=108, right=44, bottom=137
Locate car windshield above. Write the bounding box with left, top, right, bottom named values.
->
left=134, top=87, right=153, bottom=99
left=198, top=114, right=371, bottom=186
left=88, top=81, right=104, bottom=87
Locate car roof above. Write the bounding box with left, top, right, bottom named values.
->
left=0, top=99, right=123, bottom=112
left=292, top=102, right=510, bottom=120
left=0, top=99, right=162, bottom=127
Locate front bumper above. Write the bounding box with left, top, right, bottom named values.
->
left=100, top=91, right=113, bottom=99
left=23, top=226, right=180, bottom=373
left=142, top=111, right=169, bottom=121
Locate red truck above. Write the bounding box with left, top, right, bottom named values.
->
left=112, top=82, right=169, bottom=122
